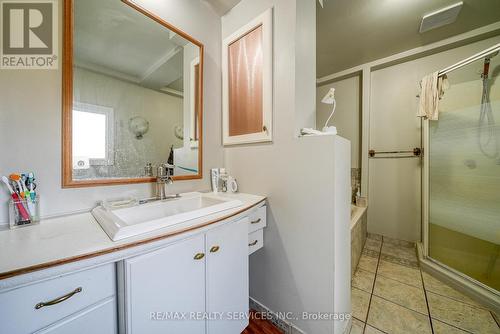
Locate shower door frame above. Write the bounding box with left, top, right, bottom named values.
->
left=422, top=118, right=430, bottom=258
left=420, top=44, right=500, bottom=310
left=421, top=119, right=500, bottom=307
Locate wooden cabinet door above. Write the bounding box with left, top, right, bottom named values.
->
left=124, top=235, right=206, bottom=334
left=206, top=218, right=249, bottom=334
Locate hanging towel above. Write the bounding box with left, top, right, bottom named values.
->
left=417, top=72, right=446, bottom=120
left=167, top=145, right=174, bottom=175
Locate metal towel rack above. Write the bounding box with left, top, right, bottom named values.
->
left=368, top=148, right=421, bottom=159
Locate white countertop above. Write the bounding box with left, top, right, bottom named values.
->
left=0, top=192, right=265, bottom=280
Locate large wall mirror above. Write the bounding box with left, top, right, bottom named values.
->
left=62, top=0, right=203, bottom=187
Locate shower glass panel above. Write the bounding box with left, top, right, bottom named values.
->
left=428, top=51, right=500, bottom=291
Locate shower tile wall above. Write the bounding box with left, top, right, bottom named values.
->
left=351, top=210, right=367, bottom=276
left=351, top=168, right=361, bottom=203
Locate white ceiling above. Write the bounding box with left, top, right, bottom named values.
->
left=203, top=0, right=242, bottom=15
left=317, top=0, right=500, bottom=77
left=74, top=0, right=192, bottom=92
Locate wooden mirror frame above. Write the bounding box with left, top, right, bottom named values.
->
left=62, top=0, right=204, bottom=188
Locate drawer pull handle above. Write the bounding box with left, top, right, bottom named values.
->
left=193, top=253, right=205, bottom=260
left=35, top=287, right=82, bottom=309
left=249, top=240, right=258, bottom=246
left=210, top=246, right=220, bottom=253
left=250, top=218, right=261, bottom=224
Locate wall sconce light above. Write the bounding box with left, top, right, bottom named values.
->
left=129, top=116, right=149, bottom=139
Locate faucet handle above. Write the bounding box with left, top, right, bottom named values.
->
left=157, top=164, right=167, bottom=179
left=144, top=163, right=153, bottom=177
left=157, top=164, right=175, bottom=183
left=157, top=163, right=173, bottom=177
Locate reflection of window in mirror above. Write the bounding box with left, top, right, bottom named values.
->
left=190, top=57, right=200, bottom=147
left=72, top=102, right=114, bottom=167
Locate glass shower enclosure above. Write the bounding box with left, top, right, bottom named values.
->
left=422, top=44, right=500, bottom=299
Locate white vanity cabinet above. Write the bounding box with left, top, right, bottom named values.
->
left=248, top=205, right=266, bottom=255
left=0, top=201, right=266, bottom=334
left=122, top=234, right=206, bottom=333
left=122, top=217, right=249, bottom=334
left=0, top=263, right=117, bottom=334
left=206, top=216, right=249, bottom=334
left=34, top=297, right=117, bottom=334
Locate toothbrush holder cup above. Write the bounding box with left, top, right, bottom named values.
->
left=9, top=195, right=40, bottom=229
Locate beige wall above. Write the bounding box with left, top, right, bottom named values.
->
left=0, top=0, right=223, bottom=223
left=317, top=75, right=361, bottom=168
left=222, top=0, right=351, bottom=333
left=367, top=35, right=500, bottom=242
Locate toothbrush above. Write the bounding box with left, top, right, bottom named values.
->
left=21, top=174, right=31, bottom=199
left=28, top=172, right=36, bottom=201
left=13, top=173, right=36, bottom=215
left=2, top=176, right=31, bottom=223
left=9, top=174, right=24, bottom=199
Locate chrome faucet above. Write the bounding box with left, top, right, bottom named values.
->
left=156, top=163, right=174, bottom=200
left=138, top=163, right=180, bottom=205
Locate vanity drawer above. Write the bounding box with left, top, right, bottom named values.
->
left=248, top=205, right=266, bottom=233
left=35, top=297, right=117, bottom=334
left=248, top=229, right=264, bottom=255
left=0, top=263, right=116, bottom=334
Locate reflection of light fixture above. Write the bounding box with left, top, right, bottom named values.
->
left=174, top=125, right=194, bottom=141
left=174, top=125, right=184, bottom=140
left=321, top=88, right=337, bottom=133
left=129, top=116, right=149, bottom=139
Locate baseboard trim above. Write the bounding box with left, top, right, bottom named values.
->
left=417, top=242, right=500, bottom=314
left=249, top=297, right=306, bottom=334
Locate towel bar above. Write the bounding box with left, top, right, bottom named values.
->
left=369, top=148, right=421, bottom=159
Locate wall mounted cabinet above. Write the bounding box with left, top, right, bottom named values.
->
left=222, top=8, right=273, bottom=145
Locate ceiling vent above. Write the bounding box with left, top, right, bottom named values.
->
left=419, top=2, right=463, bottom=33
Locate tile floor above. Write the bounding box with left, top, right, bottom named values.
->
left=351, top=233, right=500, bottom=334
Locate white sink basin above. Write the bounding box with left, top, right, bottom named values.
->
left=92, top=192, right=243, bottom=241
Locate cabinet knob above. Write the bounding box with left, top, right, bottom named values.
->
left=249, top=240, right=258, bottom=246
left=263, top=125, right=268, bottom=133
left=209, top=245, right=220, bottom=253
left=193, top=253, right=205, bottom=260
left=250, top=218, right=261, bottom=224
